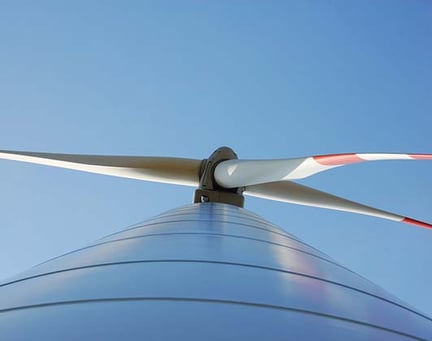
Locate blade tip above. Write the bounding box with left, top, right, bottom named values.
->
left=402, top=217, right=432, bottom=230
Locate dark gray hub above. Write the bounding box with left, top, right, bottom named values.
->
left=193, top=147, right=244, bottom=207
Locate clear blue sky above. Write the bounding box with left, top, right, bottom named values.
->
left=0, top=1, right=431, bottom=316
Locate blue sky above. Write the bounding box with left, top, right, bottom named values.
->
left=0, top=1, right=431, bottom=316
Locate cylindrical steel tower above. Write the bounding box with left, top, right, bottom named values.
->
left=0, top=203, right=431, bottom=340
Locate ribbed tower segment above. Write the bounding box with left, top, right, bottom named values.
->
left=0, top=203, right=431, bottom=340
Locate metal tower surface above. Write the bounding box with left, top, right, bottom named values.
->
left=0, top=203, right=431, bottom=340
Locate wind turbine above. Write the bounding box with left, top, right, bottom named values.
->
left=0, top=147, right=431, bottom=340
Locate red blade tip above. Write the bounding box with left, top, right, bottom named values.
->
left=403, top=217, right=432, bottom=229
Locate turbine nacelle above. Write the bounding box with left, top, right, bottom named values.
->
left=194, top=146, right=244, bottom=207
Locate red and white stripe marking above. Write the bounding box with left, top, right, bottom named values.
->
left=313, top=153, right=432, bottom=166
left=216, top=152, right=432, bottom=186
left=402, top=217, right=432, bottom=230
left=284, top=153, right=432, bottom=180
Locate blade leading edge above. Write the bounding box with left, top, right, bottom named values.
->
left=0, top=150, right=201, bottom=186
left=245, top=181, right=432, bottom=229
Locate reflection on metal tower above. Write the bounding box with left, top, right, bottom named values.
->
left=1, top=203, right=431, bottom=340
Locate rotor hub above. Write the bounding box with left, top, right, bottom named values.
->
left=193, top=147, right=244, bottom=207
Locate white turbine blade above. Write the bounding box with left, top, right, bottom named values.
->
left=0, top=150, right=201, bottom=186
left=245, top=181, right=432, bottom=230
left=215, top=153, right=432, bottom=188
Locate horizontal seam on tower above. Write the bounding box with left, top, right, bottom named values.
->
left=0, top=297, right=427, bottom=340
left=102, top=216, right=294, bottom=240
left=139, top=214, right=332, bottom=260
left=35, top=231, right=344, bottom=272
left=1, top=259, right=431, bottom=323
left=143, top=211, right=287, bottom=232
left=97, top=218, right=324, bottom=255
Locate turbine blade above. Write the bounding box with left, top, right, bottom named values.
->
left=244, top=181, right=432, bottom=230
left=0, top=150, right=201, bottom=186
left=215, top=153, right=432, bottom=188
